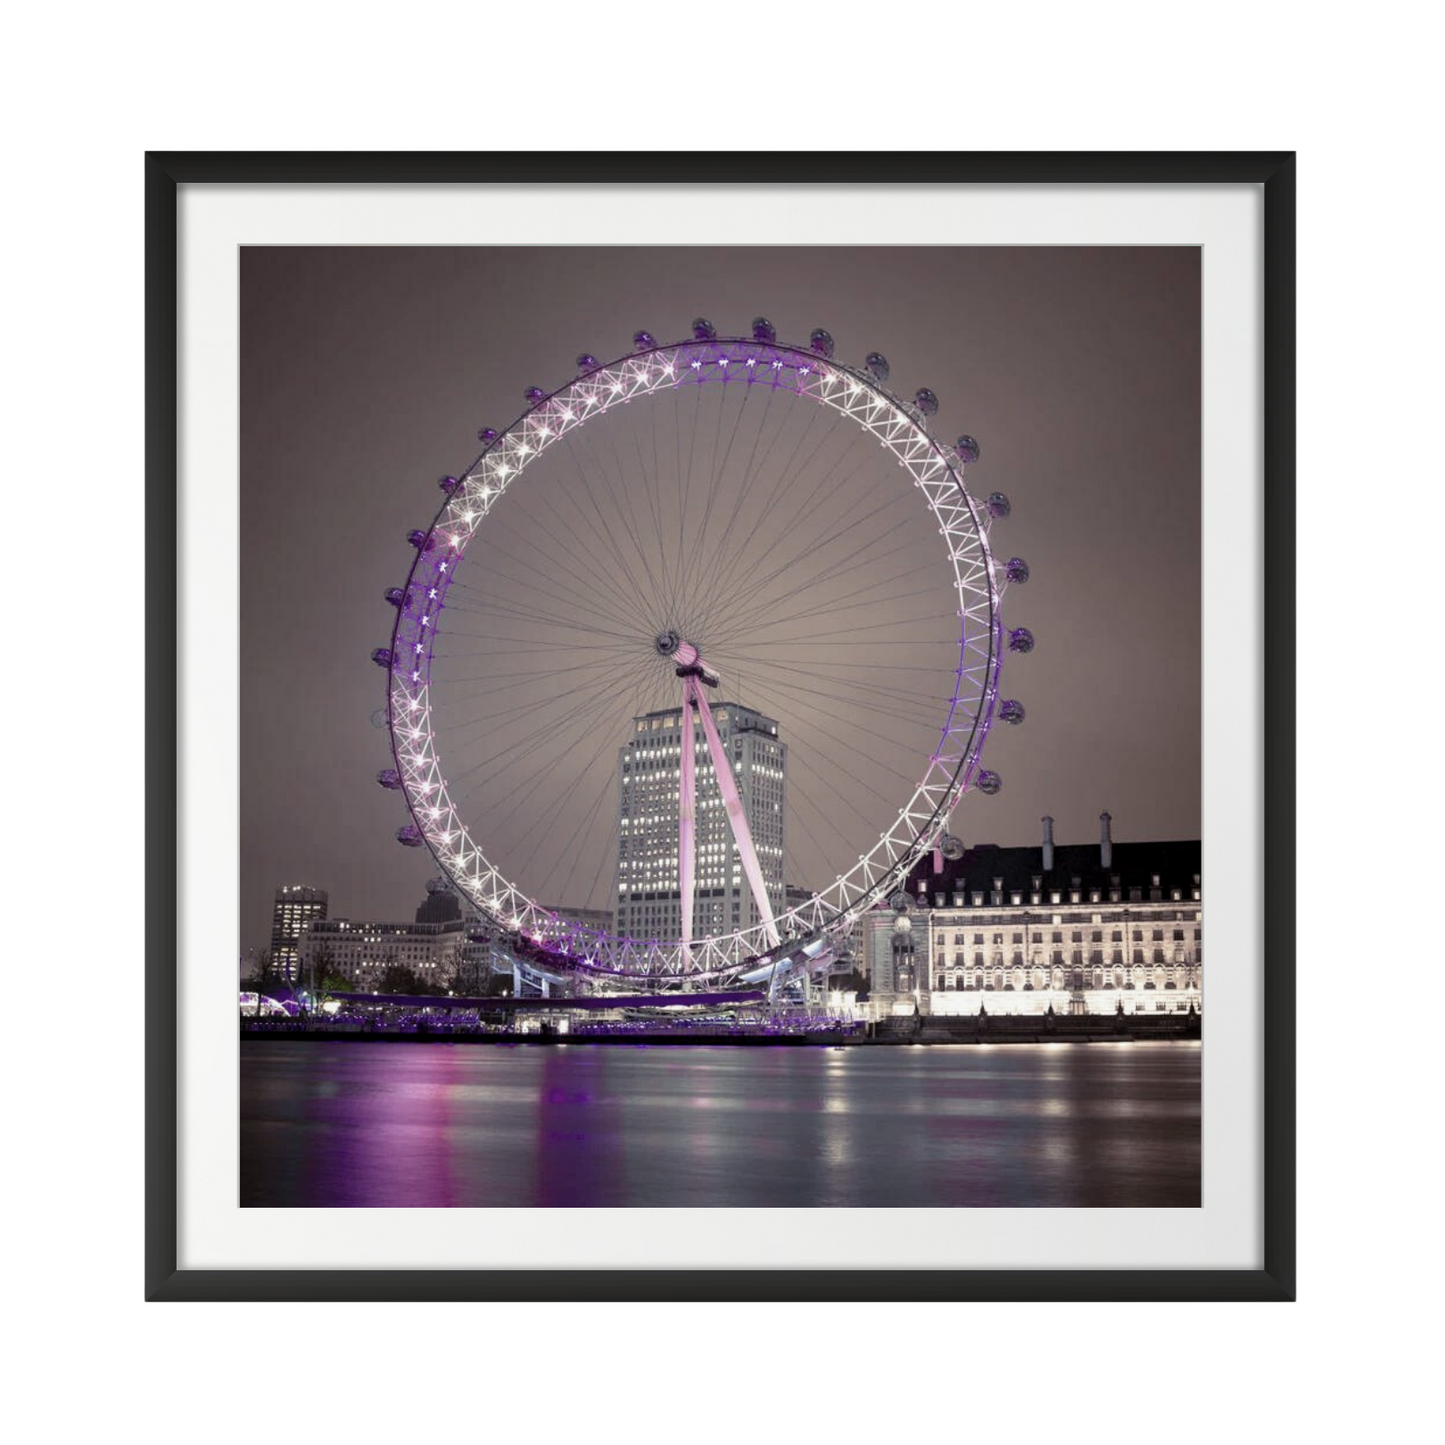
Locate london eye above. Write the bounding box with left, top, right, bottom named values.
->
left=373, top=318, right=1031, bottom=991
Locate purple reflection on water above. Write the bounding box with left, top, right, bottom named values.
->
left=241, top=1042, right=1200, bottom=1208
left=531, top=1049, right=624, bottom=1207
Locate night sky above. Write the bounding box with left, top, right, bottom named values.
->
left=240, top=246, right=1200, bottom=956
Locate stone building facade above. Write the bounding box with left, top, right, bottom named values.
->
left=862, top=816, right=1201, bottom=1017
left=298, top=884, right=467, bottom=988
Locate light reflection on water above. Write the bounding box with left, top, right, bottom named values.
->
left=241, top=1041, right=1199, bottom=1208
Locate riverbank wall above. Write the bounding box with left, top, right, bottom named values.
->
left=241, top=1014, right=1200, bottom=1047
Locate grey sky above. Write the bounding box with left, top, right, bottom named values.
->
left=240, top=246, right=1199, bottom=954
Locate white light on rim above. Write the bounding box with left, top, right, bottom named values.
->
left=388, top=336, right=1003, bottom=986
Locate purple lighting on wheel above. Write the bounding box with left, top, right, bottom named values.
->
left=378, top=329, right=1010, bottom=990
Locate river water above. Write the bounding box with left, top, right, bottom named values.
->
left=240, top=1040, right=1199, bottom=1208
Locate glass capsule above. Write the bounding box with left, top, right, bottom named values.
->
left=1008, top=627, right=1035, bottom=654
left=376, top=768, right=402, bottom=789
left=384, top=587, right=408, bottom=608
left=976, top=770, right=1002, bottom=796
left=940, top=833, right=965, bottom=859
left=987, top=491, right=1011, bottom=519
left=914, top=388, right=939, bottom=416
left=691, top=318, right=716, bottom=341
left=369, top=709, right=389, bottom=730
left=523, top=386, right=547, bottom=406
left=999, top=699, right=1026, bottom=725
left=751, top=316, right=776, bottom=342
left=396, top=824, right=424, bottom=847
left=955, top=435, right=981, bottom=463
left=477, top=426, right=499, bottom=444
left=575, top=354, right=598, bottom=373
left=406, top=529, right=432, bottom=550
left=1005, top=556, right=1030, bottom=584
left=809, top=328, right=835, bottom=357
left=632, top=330, right=656, bottom=350
left=437, top=475, right=459, bottom=493
left=864, top=352, right=890, bottom=381
left=371, top=648, right=394, bottom=668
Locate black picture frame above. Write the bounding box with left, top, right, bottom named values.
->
left=147, top=150, right=1295, bottom=1302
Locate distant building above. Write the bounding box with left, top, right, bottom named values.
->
left=615, top=701, right=786, bottom=942
left=784, top=884, right=812, bottom=912
left=300, top=918, right=466, bottom=989
left=541, top=905, right=614, bottom=934
left=299, top=884, right=464, bottom=989
left=270, top=886, right=328, bottom=982
left=862, top=815, right=1201, bottom=1016
left=415, top=878, right=463, bottom=925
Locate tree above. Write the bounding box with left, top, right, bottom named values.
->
left=307, top=946, right=349, bottom=999
left=438, top=951, right=478, bottom=996
left=243, top=950, right=280, bottom=1016
left=379, top=962, right=426, bottom=996
left=244, top=948, right=278, bottom=987
left=479, top=967, right=513, bottom=998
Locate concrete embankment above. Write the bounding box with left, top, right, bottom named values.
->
left=240, top=1015, right=1200, bottom=1047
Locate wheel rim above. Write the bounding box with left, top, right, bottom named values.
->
left=384, top=335, right=1006, bottom=985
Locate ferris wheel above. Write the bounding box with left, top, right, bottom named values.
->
left=373, top=318, right=1031, bottom=989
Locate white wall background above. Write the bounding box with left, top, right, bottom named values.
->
left=4, top=2, right=1436, bottom=1441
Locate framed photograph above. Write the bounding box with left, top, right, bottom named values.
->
left=148, top=151, right=1294, bottom=1301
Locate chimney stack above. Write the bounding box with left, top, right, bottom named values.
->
left=1100, top=812, right=1113, bottom=870
left=1042, top=815, right=1054, bottom=872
